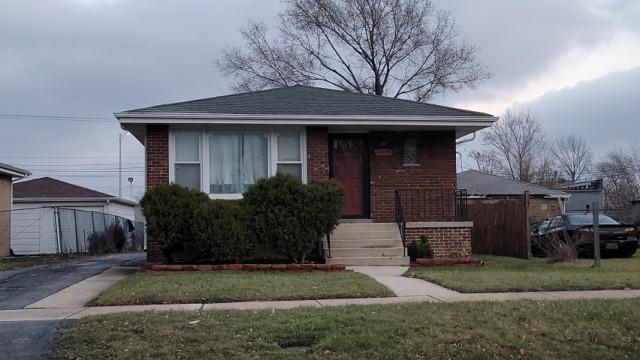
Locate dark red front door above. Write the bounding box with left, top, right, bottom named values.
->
left=331, top=137, right=366, bottom=217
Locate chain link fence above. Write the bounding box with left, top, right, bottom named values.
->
left=2, top=207, right=144, bottom=255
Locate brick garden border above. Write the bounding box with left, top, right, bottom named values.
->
left=410, top=257, right=482, bottom=267
left=147, top=263, right=351, bottom=272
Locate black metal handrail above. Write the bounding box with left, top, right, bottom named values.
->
left=395, top=189, right=468, bottom=223
left=395, top=190, right=407, bottom=256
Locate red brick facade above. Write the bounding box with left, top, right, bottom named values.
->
left=369, top=131, right=457, bottom=222
left=405, top=225, right=472, bottom=258
left=146, top=125, right=170, bottom=189
left=145, top=125, right=170, bottom=263
left=306, top=127, right=330, bottom=182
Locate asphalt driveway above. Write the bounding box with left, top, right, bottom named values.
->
left=0, top=253, right=145, bottom=360
left=0, top=253, right=145, bottom=310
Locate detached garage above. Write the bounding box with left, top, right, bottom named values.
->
left=11, top=177, right=138, bottom=255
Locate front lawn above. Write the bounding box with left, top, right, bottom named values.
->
left=90, top=271, right=393, bottom=306
left=56, top=299, right=640, bottom=359
left=0, top=254, right=80, bottom=271
left=406, top=254, right=640, bottom=293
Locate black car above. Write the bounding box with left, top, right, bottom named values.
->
left=531, top=213, right=638, bottom=258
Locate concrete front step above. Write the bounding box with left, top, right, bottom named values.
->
left=324, top=239, right=401, bottom=248
left=325, top=246, right=405, bottom=258
left=330, top=230, right=400, bottom=241
left=327, top=256, right=410, bottom=266
left=332, top=223, right=398, bottom=233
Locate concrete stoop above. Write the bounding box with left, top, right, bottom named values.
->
left=325, top=223, right=410, bottom=266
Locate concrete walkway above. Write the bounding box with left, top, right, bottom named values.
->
left=350, top=266, right=460, bottom=300
left=2, top=264, right=640, bottom=322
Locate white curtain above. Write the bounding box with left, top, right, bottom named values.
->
left=243, top=133, right=268, bottom=188
left=210, top=132, right=268, bottom=193
left=210, top=133, right=241, bottom=193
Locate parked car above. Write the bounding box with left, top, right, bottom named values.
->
left=531, top=213, right=638, bottom=258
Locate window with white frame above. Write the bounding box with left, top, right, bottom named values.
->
left=209, top=132, right=269, bottom=194
left=174, top=131, right=201, bottom=190
left=276, top=130, right=303, bottom=179
left=171, top=129, right=304, bottom=197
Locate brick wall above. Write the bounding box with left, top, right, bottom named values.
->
left=306, top=127, right=329, bottom=182
left=406, top=225, right=472, bottom=258
left=0, top=176, right=11, bottom=256
left=145, top=125, right=170, bottom=263
left=369, top=131, right=457, bottom=222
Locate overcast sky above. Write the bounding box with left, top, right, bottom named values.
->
left=1, top=0, right=639, bottom=199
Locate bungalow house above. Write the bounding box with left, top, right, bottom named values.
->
left=0, top=163, right=30, bottom=256
left=457, top=170, right=570, bottom=222
left=116, top=86, right=497, bottom=265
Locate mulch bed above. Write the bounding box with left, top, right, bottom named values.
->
left=410, top=258, right=483, bottom=267
left=147, top=263, right=351, bottom=272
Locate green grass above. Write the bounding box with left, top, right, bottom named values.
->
left=405, top=254, right=640, bottom=292
left=0, top=254, right=80, bottom=271
left=89, top=271, right=394, bottom=306
left=55, top=299, right=640, bottom=359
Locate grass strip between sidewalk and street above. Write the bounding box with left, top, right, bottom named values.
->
left=405, top=254, right=640, bottom=293
left=89, top=270, right=394, bottom=306
left=56, top=299, right=640, bottom=359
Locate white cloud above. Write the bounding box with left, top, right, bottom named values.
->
left=455, top=30, right=640, bottom=115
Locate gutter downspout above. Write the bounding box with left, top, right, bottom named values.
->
left=456, top=132, right=476, bottom=145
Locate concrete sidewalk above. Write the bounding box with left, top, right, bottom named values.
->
left=2, top=264, right=640, bottom=322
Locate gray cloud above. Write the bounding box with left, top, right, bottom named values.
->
left=1, top=0, right=638, bottom=196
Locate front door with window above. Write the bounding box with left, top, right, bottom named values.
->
left=330, top=136, right=368, bottom=218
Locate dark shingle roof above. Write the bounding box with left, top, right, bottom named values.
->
left=121, top=85, right=493, bottom=117
left=457, top=170, right=568, bottom=197
left=13, top=177, right=113, bottom=199
left=0, top=162, right=30, bottom=177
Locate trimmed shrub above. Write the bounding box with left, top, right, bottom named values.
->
left=193, top=200, right=253, bottom=263
left=407, top=235, right=434, bottom=261
left=243, top=173, right=344, bottom=263
left=140, top=184, right=209, bottom=263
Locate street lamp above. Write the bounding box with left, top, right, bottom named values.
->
left=128, top=177, right=134, bottom=199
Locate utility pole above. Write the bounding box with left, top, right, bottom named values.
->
left=592, top=201, right=601, bottom=267
left=118, top=133, right=123, bottom=198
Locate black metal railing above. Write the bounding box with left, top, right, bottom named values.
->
left=395, top=189, right=469, bottom=223
left=395, top=191, right=407, bottom=256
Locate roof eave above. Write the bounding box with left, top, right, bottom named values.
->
left=13, top=197, right=138, bottom=206
left=114, top=112, right=498, bottom=128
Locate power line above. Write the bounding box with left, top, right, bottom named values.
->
left=0, top=113, right=115, bottom=123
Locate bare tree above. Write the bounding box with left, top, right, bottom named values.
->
left=553, top=135, right=592, bottom=182
left=596, top=147, right=640, bottom=209
left=218, top=0, right=490, bottom=101
left=469, top=151, right=500, bottom=175
left=479, top=109, right=547, bottom=182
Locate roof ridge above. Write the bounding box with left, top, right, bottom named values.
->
left=15, top=176, right=115, bottom=198
left=120, top=85, right=495, bottom=117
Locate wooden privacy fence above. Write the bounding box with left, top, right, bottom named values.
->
left=467, top=193, right=531, bottom=259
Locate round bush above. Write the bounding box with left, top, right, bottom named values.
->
left=193, top=200, right=253, bottom=263
left=140, top=184, right=209, bottom=263
left=243, top=173, right=344, bottom=263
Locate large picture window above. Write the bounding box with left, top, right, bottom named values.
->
left=171, top=128, right=305, bottom=197
left=209, top=132, right=269, bottom=194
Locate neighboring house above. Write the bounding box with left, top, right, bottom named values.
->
left=457, top=170, right=570, bottom=222
left=13, top=177, right=137, bottom=219
left=555, top=179, right=604, bottom=213
left=0, top=163, right=30, bottom=257
left=11, top=177, right=138, bottom=255
left=116, top=85, right=497, bottom=264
